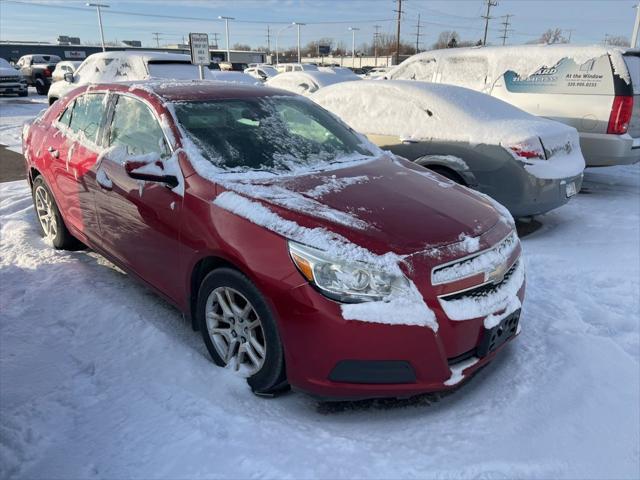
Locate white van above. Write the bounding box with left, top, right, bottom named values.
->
left=387, top=45, right=640, bottom=166
left=275, top=63, right=319, bottom=73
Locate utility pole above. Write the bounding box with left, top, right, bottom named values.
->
left=414, top=13, right=423, bottom=53
left=499, top=14, right=512, bottom=46
left=218, top=16, right=234, bottom=63
left=632, top=2, right=640, bottom=48
left=152, top=32, right=161, bottom=48
left=373, top=24, right=381, bottom=66
left=349, top=27, right=360, bottom=68
left=266, top=25, right=271, bottom=53
left=394, top=0, right=403, bottom=65
left=86, top=3, right=110, bottom=52
left=482, top=0, right=498, bottom=46
left=604, top=33, right=610, bottom=46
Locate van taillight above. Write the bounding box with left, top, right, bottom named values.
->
left=607, top=95, right=634, bottom=135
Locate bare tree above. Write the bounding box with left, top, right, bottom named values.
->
left=232, top=43, right=251, bottom=51
left=431, top=31, right=477, bottom=50
left=531, top=28, right=568, bottom=45
left=605, top=35, right=630, bottom=47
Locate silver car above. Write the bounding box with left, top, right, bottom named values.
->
left=312, top=80, right=585, bottom=218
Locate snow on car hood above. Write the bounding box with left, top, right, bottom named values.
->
left=312, top=80, right=585, bottom=180
left=214, top=155, right=501, bottom=257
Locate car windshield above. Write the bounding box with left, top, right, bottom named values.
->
left=173, top=96, right=374, bottom=172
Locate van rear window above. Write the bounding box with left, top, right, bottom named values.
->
left=623, top=55, right=640, bottom=94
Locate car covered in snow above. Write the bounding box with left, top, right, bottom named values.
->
left=23, top=80, right=525, bottom=399
left=244, top=64, right=279, bottom=82
left=51, top=60, right=82, bottom=83
left=47, top=51, right=257, bottom=105
left=386, top=45, right=640, bottom=167
left=0, top=57, right=28, bottom=97
left=265, top=70, right=360, bottom=96
left=312, top=80, right=585, bottom=217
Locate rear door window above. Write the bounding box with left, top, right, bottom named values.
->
left=108, top=95, right=169, bottom=157
left=67, top=93, right=107, bottom=144
left=624, top=55, right=640, bottom=94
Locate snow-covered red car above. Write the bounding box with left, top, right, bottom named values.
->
left=23, top=81, right=525, bottom=399
left=312, top=80, right=585, bottom=217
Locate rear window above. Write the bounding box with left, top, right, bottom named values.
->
left=147, top=61, right=204, bottom=80
left=624, top=55, right=640, bottom=94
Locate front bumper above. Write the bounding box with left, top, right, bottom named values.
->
left=274, top=278, right=525, bottom=400
left=0, top=82, right=27, bottom=94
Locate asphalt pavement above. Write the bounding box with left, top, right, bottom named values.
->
left=0, top=145, right=26, bottom=182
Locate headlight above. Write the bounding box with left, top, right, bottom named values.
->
left=288, top=241, right=410, bottom=303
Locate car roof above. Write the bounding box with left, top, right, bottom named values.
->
left=84, top=50, right=191, bottom=64
left=80, top=80, right=296, bottom=102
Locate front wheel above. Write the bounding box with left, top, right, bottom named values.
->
left=35, top=81, right=49, bottom=95
left=197, top=268, right=288, bottom=395
left=31, top=176, right=82, bottom=250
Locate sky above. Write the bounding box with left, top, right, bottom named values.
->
left=0, top=0, right=637, bottom=51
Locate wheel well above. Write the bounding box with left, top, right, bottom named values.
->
left=28, top=167, right=41, bottom=187
left=189, top=256, right=239, bottom=330
left=48, top=97, right=57, bottom=106
left=424, top=164, right=467, bottom=186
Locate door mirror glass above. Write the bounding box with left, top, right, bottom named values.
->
left=64, top=72, right=74, bottom=82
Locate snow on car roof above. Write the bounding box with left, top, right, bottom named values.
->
left=311, top=79, right=576, bottom=146
left=267, top=71, right=360, bottom=89
left=389, top=44, right=634, bottom=84
left=82, top=50, right=192, bottom=64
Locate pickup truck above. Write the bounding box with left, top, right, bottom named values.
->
left=16, top=54, right=61, bottom=95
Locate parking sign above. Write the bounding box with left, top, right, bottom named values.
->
left=189, top=33, right=210, bottom=65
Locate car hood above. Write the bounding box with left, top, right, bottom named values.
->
left=220, top=155, right=501, bottom=256
left=0, top=67, right=21, bottom=77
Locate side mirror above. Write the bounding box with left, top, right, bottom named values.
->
left=124, top=159, right=178, bottom=188
left=63, top=72, right=74, bottom=83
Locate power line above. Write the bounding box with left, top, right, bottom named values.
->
left=500, top=14, right=513, bottom=45
left=482, top=0, right=499, bottom=45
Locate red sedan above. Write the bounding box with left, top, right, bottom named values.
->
left=22, top=81, right=525, bottom=400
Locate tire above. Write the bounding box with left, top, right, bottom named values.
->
left=35, top=82, right=49, bottom=95
left=31, top=176, right=82, bottom=250
left=18, top=90, right=28, bottom=97
left=197, top=268, right=288, bottom=395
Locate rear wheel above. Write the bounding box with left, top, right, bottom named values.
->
left=197, top=268, right=288, bottom=395
left=35, top=81, right=49, bottom=95
left=31, top=176, right=82, bottom=250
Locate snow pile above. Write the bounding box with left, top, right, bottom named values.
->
left=213, top=191, right=437, bottom=330
left=312, top=80, right=585, bottom=180
left=388, top=44, right=632, bottom=86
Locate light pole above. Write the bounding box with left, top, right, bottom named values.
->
left=87, top=3, right=109, bottom=52
left=293, top=22, right=305, bottom=64
left=632, top=2, right=640, bottom=48
left=275, top=23, right=294, bottom=65
left=348, top=27, right=359, bottom=68
left=218, top=16, right=234, bottom=63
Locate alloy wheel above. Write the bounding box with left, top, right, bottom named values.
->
left=34, top=185, right=57, bottom=242
left=205, top=286, right=267, bottom=377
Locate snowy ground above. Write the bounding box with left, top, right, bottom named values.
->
left=0, top=91, right=47, bottom=154
left=0, top=96, right=639, bottom=479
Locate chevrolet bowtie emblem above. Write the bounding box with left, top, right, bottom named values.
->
left=487, top=262, right=509, bottom=285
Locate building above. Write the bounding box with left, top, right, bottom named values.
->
left=0, top=41, right=265, bottom=64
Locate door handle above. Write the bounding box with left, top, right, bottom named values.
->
left=47, top=146, right=59, bottom=158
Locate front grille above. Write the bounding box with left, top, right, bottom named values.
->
left=0, top=76, right=21, bottom=83
left=441, top=261, right=518, bottom=302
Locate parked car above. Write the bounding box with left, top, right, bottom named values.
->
left=48, top=51, right=257, bottom=104
left=318, top=66, right=360, bottom=77
left=23, top=81, right=525, bottom=399
left=244, top=64, right=278, bottom=81
left=312, top=80, right=585, bottom=217
left=219, top=62, right=249, bottom=72
left=265, top=71, right=360, bottom=96
left=386, top=45, right=640, bottom=167
left=366, top=66, right=392, bottom=78
left=51, top=60, right=82, bottom=82
left=0, top=57, right=27, bottom=97
left=275, top=63, right=319, bottom=73
left=15, top=54, right=61, bottom=95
